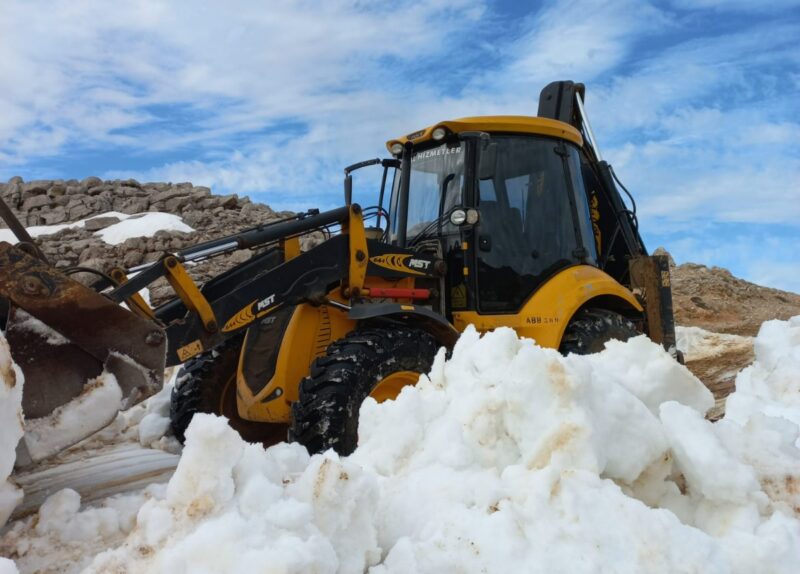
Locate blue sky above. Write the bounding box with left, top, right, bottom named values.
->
left=1, top=0, right=798, bottom=291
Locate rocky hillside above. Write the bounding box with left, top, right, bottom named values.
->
left=0, top=177, right=299, bottom=303
left=671, top=261, right=800, bottom=337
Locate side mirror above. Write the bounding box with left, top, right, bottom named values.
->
left=479, top=142, right=497, bottom=181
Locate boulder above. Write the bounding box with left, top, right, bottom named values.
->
left=21, top=194, right=51, bottom=211
left=80, top=176, right=103, bottom=189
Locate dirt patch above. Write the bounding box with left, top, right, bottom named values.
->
left=684, top=343, right=754, bottom=420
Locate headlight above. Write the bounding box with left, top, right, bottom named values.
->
left=432, top=127, right=447, bottom=141
left=450, top=209, right=467, bottom=225
left=390, top=142, right=404, bottom=155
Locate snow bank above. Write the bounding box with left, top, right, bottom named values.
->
left=717, top=316, right=800, bottom=517
left=95, top=213, right=193, bottom=245
left=0, top=211, right=193, bottom=246
left=676, top=325, right=753, bottom=362
left=4, top=319, right=799, bottom=572
left=0, top=336, right=24, bottom=527
left=21, top=373, right=123, bottom=463
left=67, top=322, right=799, bottom=573
left=0, top=486, right=162, bottom=574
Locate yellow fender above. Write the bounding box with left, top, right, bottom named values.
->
left=452, top=265, right=642, bottom=349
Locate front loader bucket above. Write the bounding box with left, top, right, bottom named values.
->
left=0, top=242, right=166, bottom=465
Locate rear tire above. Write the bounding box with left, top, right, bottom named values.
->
left=289, top=326, right=439, bottom=455
left=559, top=308, right=640, bottom=355
left=170, top=335, right=285, bottom=444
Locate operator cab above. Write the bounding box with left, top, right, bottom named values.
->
left=379, top=117, right=598, bottom=316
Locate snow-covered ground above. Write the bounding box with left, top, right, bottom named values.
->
left=676, top=325, right=753, bottom=363
left=1, top=318, right=799, bottom=573
left=0, top=211, right=193, bottom=246
left=0, top=338, right=24, bottom=527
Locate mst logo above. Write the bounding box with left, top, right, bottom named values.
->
left=256, top=293, right=276, bottom=311
left=369, top=254, right=431, bottom=276
left=407, top=258, right=430, bottom=270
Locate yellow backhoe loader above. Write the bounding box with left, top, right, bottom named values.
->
left=0, top=81, right=678, bottom=460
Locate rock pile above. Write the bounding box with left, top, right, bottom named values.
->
left=0, top=177, right=293, bottom=304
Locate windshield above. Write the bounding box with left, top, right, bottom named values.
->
left=389, top=142, right=465, bottom=243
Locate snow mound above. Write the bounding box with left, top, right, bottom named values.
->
left=21, top=372, right=123, bottom=463
left=1, top=486, right=163, bottom=574
left=0, top=336, right=24, bottom=527
left=3, top=320, right=798, bottom=572
left=70, top=322, right=799, bottom=573
left=95, top=213, right=193, bottom=245
left=676, top=325, right=752, bottom=362
left=0, top=211, right=193, bottom=246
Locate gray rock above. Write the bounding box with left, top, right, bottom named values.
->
left=152, top=188, right=188, bottom=203
left=21, top=195, right=51, bottom=210
left=81, top=176, right=103, bottom=189
left=78, top=245, right=108, bottom=264
left=68, top=204, right=93, bottom=221
left=121, top=178, right=142, bottom=189
left=22, top=181, right=51, bottom=195
left=122, top=249, right=143, bottom=268
left=164, top=196, right=189, bottom=212
left=48, top=183, right=66, bottom=197
left=220, top=195, right=239, bottom=209
left=84, top=216, right=121, bottom=232
left=41, top=206, right=68, bottom=225
left=70, top=239, right=93, bottom=252
left=117, top=186, right=142, bottom=198
left=118, top=197, right=149, bottom=214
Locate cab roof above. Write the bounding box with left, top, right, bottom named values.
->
left=386, top=115, right=583, bottom=152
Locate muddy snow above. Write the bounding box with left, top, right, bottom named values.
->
left=1, top=317, right=799, bottom=573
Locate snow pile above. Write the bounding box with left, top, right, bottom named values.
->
left=676, top=325, right=753, bottom=362
left=3, top=319, right=798, bottom=572
left=21, top=373, right=123, bottom=464
left=1, top=486, right=163, bottom=574
left=0, top=337, right=24, bottom=527
left=63, top=321, right=799, bottom=573
left=95, top=213, right=193, bottom=245
left=0, top=211, right=193, bottom=246
left=720, top=317, right=800, bottom=515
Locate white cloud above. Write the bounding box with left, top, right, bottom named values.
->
left=1, top=0, right=799, bottom=290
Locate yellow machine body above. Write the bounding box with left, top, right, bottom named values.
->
left=453, top=265, right=642, bottom=347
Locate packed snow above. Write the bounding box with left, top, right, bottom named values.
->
left=0, top=338, right=24, bottom=527
left=676, top=325, right=753, bottom=362
left=0, top=211, right=193, bottom=247
left=95, top=213, right=193, bottom=245
left=2, top=318, right=799, bottom=573
left=20, top=373, right=123, bottom=465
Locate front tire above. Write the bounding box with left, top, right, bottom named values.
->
left=559, top=308, right=640, bottom=355
left=170, top=335, right=285, bottom=444
left=289, top=326, right=439, bottom=455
